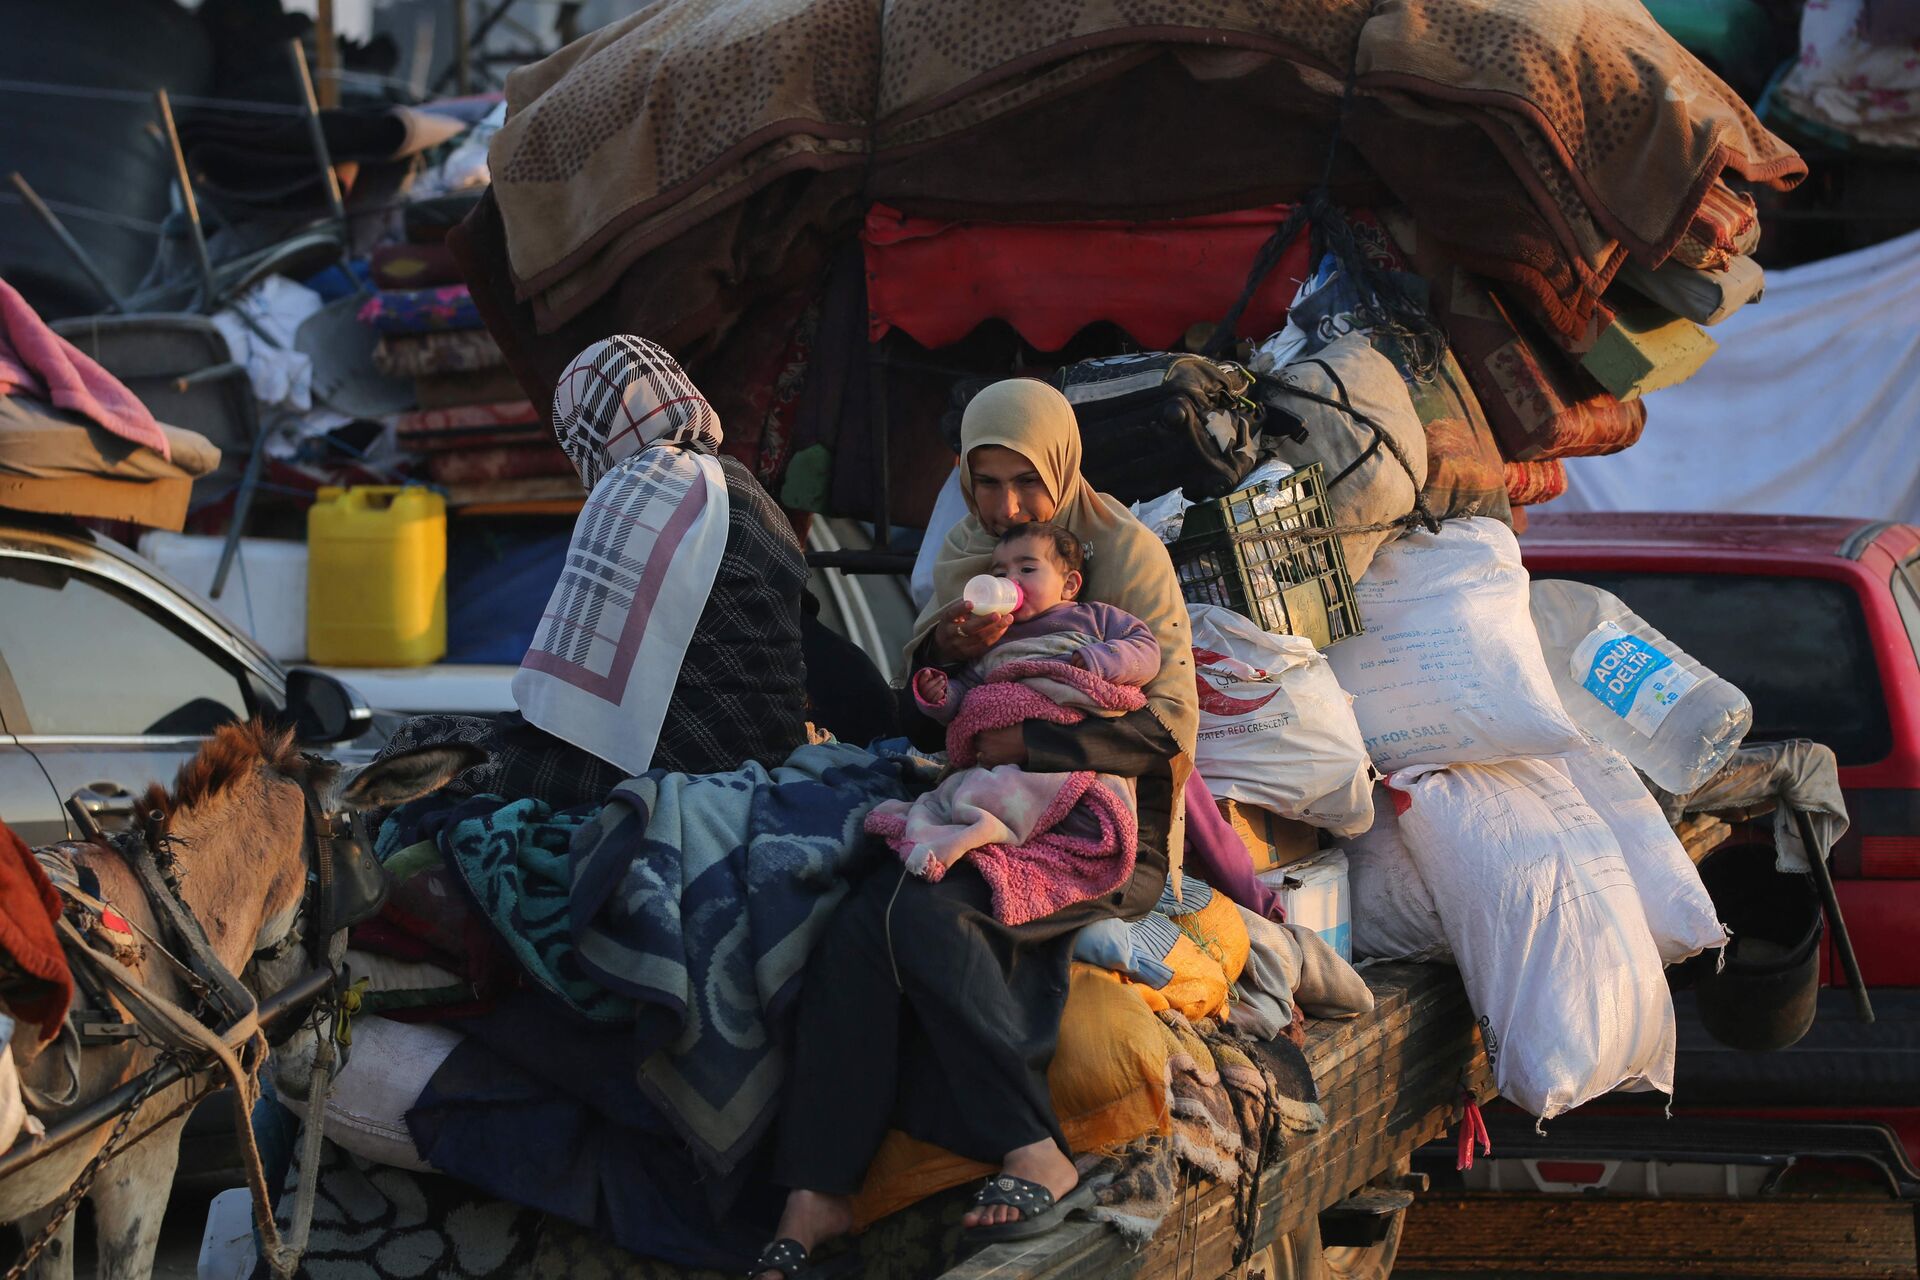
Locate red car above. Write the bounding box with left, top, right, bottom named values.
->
left=1515, top=510, right=1920, bottom=1171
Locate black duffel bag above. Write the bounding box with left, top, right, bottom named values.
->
left=1051, top=353, right=1266, bottom=503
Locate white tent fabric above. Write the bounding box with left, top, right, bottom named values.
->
left=1563, top=227, right=1920, bottom=525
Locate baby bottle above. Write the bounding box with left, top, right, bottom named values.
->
left=963, top=574, right=1023, bottom=617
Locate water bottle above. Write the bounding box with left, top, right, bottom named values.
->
left=1529, top=578, right=1752, bottom=794
left=964, top=574, right=1023, bottom=617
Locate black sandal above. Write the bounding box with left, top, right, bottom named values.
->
left=962, top=1173, right=1098, bottom=1244
left=745, top=1237, right=855, bottom=1279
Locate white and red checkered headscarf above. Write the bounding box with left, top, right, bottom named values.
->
left=551, top=336, right=723, bottom=489
left=515, top=335, right=732, bottom=774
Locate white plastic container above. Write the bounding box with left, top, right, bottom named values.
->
left=138, top=531, right=308, bottom=662
left=196, top=1187, right=257, bottom=1280
left=1530, top=578, right=1752, bottom=795
left=963, top=573, right=1024, bottom=616
left=1259, top=848, right=1352, bottom=962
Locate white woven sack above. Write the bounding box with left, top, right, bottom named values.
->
left=286, top=1016, right=462, bottom=1171
left=1327, top=518, right=1582, bottom=771
left=1392, top=759, right=1674, bottom=1119
left=1347, top=785, right=1451, bottom=963
left=1190, top=604, right=1373, bottom=835
left=1562, top=736, right=1728, bottom=964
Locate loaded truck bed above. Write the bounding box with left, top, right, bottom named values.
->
left=936, top=961, right=1493, bottom=1280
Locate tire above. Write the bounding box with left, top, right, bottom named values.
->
left=1252, top=1212, right=1402, bottom=1280
left=1253, top=1155, right=1411, bottom=1280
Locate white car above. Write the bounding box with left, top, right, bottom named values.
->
left=0, top=514, right=379, bottom=846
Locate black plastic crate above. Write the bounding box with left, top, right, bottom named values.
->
left=1167, top=462, right=1361, bottom=649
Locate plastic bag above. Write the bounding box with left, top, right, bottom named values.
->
left=1327, top=518, right=1582, bottom=770
left=1392, top=760, right=1675, bottom=1119
left=1190, top=604, right=1373, bottom=835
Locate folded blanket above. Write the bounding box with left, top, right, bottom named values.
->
left=946, top=658, right=1146, bottom=766
left=1083, top=1015, right=1323, bottom=1245
left=1618, top=252, right=1765, bottom=327
left=393, top=399, right=543, bottom=445
left=1505, top=459, right=1568, bottom=507
left=372, top=329, right=506, bottom=378
left=0, top=277, right=167, bottom=460
left=414, top=367, right=528, bottom=409
left=426, top=444, right=576, bottom=486
left=358, top=285, right=485, bottom=335
left=1670, top=180, right=1761, bottom=272
left=866, top=765, right=1137, bottom=926
left=870, top=658, right=1144, bottom=925
left=1381, top=212, right=1647, bottom=463
left=565, top=742, right=935, bottom=1176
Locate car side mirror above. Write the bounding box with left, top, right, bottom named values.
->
left=284, top=668, right=373, bottom=745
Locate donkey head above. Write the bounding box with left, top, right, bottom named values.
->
left=142, top=724, right=479, bottom=1080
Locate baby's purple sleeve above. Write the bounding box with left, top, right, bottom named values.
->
left=1075, top=607, right=1162, bottom=687
left=913, top=663, right=979, bottom=725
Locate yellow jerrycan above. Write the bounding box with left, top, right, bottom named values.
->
left=306, top=485, right=447, bottom=667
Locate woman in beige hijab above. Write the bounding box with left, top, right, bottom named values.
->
left=753, top=380, right=1195, bottom=1278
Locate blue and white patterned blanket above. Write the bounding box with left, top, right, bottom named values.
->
left=570, top=741, right=936, bottom=1173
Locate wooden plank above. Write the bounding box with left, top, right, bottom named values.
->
left=943, top=964, right=1491, bottom=1280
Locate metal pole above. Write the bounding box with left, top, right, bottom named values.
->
left=1795, top=805, right=1874, bottom=1023
left=209, top=420, right=273, bottom=599
left=314, top=0, right=340, bottom=109
left=434, top=0, right=518, bottom=95
left=287, top=39, right=348, bottom=230
left=453, top=0, right=472, bottom=95
left=153, top=88, right=217, bottom=309
left=0, top=967, right=334, bottom=1181
left=7, top=173, right=127, bottom=313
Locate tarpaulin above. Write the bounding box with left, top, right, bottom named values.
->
left=1563, top=227, right=1920, bottom=524
left=862, top=203, right=1311, bottom=352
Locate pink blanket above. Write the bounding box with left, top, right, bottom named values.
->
left=866, top=659, right=1144, bottom=926
left=0, top=278, right=168, bottom=460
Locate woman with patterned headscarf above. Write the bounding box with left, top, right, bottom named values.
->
left=512, top=335, right=810, bottom=777
left=375, top=336, right=809, bottom=806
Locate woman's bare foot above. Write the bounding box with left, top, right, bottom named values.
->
left=962, top=1137, right=1079, bottom=1230
left=752, top=1189, right=854, bottom=1280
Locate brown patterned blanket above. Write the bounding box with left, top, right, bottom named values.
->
left=479, top=0, right=1803, bottom=358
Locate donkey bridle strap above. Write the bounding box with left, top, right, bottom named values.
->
left=118, top=831, right=259, bottom=1036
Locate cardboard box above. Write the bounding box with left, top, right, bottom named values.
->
left=1218, top=798, right=1319, bottom=873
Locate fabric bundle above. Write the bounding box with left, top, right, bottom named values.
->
left=425, top=445, right=578, bottom=487
left=1380, top=214, right=1649, bottom=464
left=1504, top=459, right=1568, bottom=507
left=1670, top=181, right=1762, bottom=273
left=1773, top=0, right=1920, bottom=151
left=394, top=400, right=542, bottom=442
left=461, top=0, right=1803, bottom=425
left=372, top=329, right=507, bottom=378
left=357, top=285, right=485, bottom=335
left=869, top=656, right=1145, bottom=926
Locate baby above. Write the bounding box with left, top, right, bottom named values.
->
left=913, top=522, right=1161, bottom=721
left=874, top=522, right=1157, bottom=911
